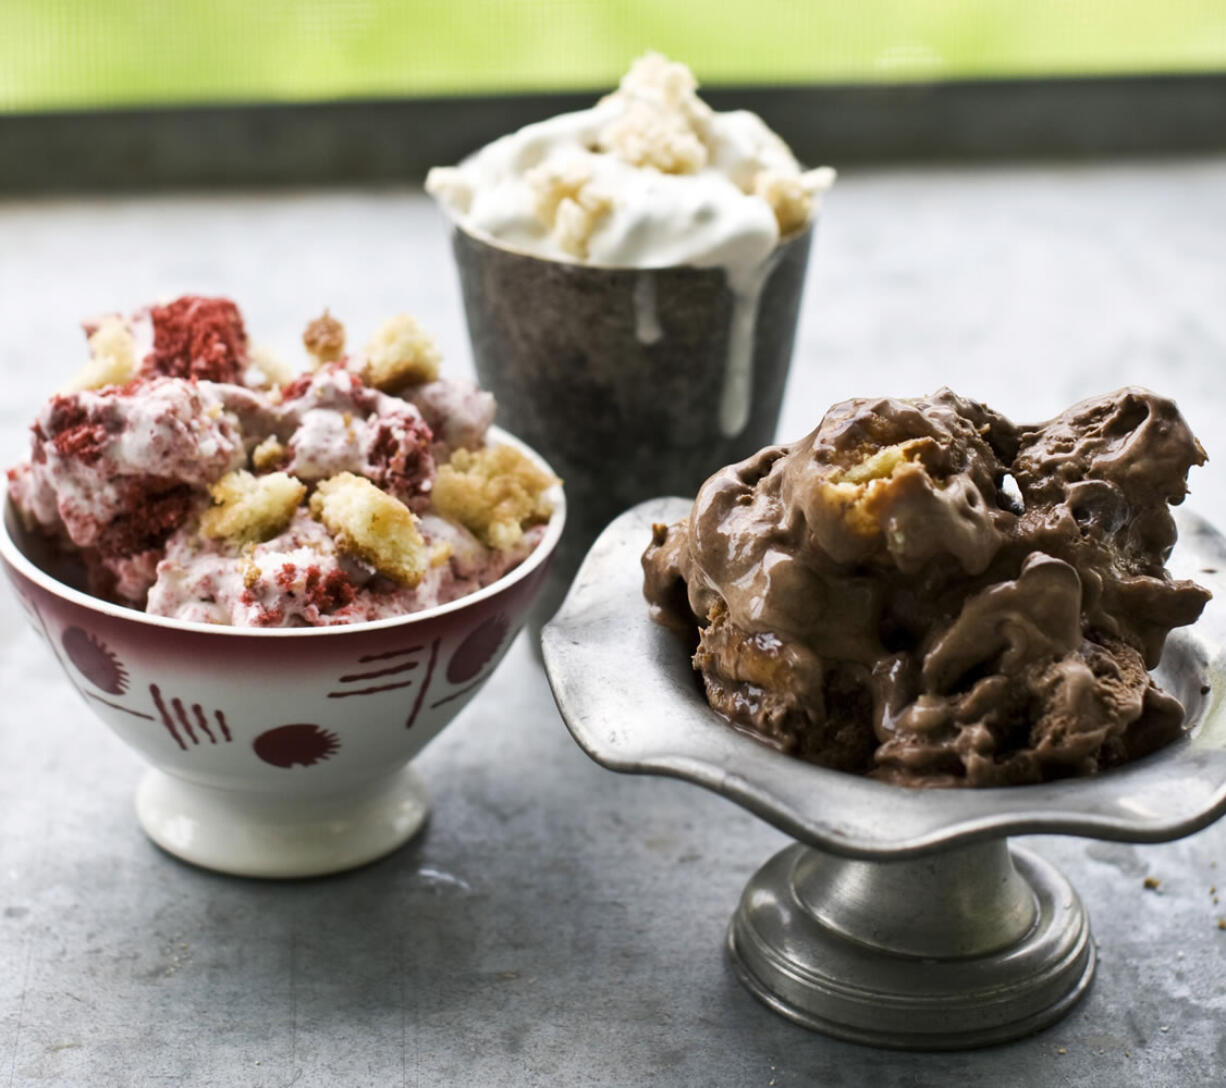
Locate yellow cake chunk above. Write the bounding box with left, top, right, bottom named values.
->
left=60, top=316, right=138, bottom=393
left=251, top=435, right=287, bottom=471
left=201, top=470, right=307, bottom=544
left=357, top=314, right=441, bottom=391
left=432, top=445, right=558, bottom=551
left=309, top=471, right=427, bottom=587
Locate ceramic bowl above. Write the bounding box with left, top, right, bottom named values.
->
left=1, top=428, right=564, bottom=879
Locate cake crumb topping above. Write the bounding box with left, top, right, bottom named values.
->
left=527, top=159, right=613, bottom=259
left=145, top=296, right=248, bottom=384
left=432, top=445, right=557, bottom=551
left=755, top=166, right=837, bottom=236
left=597, top=52, right=712, bottom=175
left=251, top=435, right=287, bottom=471
left=357, top=314, right=442, bottom=391
left=201, top=470, right=306, bottom=544
left=60, top=316, right=139, bottom=393
left=303, top=309, right=346, bottom=366
left=309, top=471, right=427, bottom=587
left=248, top=345, right=294, bottom=388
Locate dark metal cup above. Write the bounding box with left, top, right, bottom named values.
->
left=449, top=221, right=816, bottom=632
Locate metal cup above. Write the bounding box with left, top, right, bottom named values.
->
left=448, top=221, right=816, bottom=632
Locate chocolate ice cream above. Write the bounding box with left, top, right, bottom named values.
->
left=643, top=388, right=1210, bottom=787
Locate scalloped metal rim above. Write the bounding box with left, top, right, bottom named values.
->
left=543, top=498, right=1226, bottom=860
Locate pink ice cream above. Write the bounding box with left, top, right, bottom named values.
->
left=272, top=365, right=436, bottom=508
left=147, top=510, right=543, bottom=627
left=7, top=296, right=558, bottom=627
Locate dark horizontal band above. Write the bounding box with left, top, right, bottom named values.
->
left=2, top=74, right=1224, bottom=194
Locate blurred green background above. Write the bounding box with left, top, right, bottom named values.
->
left=2, top=0, right=1225, bottom=112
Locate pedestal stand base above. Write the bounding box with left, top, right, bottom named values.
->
left=728, top=841, right=1094, bottom=1050
left=135, top=765, right=429, bottom=879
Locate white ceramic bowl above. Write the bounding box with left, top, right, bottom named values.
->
left=1, top=428, right=564, bottom=878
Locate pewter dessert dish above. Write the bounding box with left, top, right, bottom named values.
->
left=542, top=498, right=1226, bottom=1050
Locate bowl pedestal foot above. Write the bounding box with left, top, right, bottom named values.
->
left=135, top=765, right=430, bottom=879
left=727, top=839, right=1095, bottom=1050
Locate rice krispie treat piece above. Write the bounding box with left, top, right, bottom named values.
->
left=431, top=445, right=558, bottom=551
left=310, top=471, right=428, bottom=587
left=200, top=470, right=307, bottom=544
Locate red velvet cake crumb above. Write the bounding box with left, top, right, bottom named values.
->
left=302, top=566, right=356, bottom=613
left=252, top=606, right=286, bottom=626
left=239, top=584, right=286, bottom=626
left=369, top=417, right=434, bottom=497
left=146, top=296, right=248, bottom=384
left=45, top=396, right=113, bottom=465
left=94, top=480, right=195, bottom=557
left=264, top=564, right=355, bottom=615
left=278, top=372, right=316, bottom=402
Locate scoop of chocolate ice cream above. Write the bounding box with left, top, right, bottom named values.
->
left=643, top=387, right=1210, bottom=787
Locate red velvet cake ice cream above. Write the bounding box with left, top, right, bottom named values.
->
left=7, top=297, right=557, bottom=627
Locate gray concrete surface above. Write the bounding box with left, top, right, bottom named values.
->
left=1, top=159, right=1225, bottom=1086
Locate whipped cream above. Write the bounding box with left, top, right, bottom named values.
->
left=426, top=54, right=833, bottom=438
left=427, top=53, right=834, bottom=270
